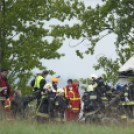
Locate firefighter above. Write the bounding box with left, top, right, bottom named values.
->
left=116, top=83, right=134, bottom=123
left=82, top=85, right=102, bottom=123
left=4, top=91, right=15, bottom=121
left=63, top=79, right=73, bottom=121
left=53, top=88, right=67, bottom=122
left=69, top=83, right=81, bottom=121
left=36, top=83, right=55, bottom=120
left=128, top=82, right=134, bottom=101
left=90, top=74, right=110, bottom=103
left=51, top=77, right=59, bottom=96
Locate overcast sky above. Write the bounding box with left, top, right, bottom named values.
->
left=34, top=0, right=117, bottom=88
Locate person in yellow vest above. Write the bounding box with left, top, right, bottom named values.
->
left=63, top=79, right=73, bottom=121
left=34, top=70, right=49, bottom=107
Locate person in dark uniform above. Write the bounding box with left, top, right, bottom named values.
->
left=116, top=83, right=134, bottom=123
left=90, top=74, right=111, bottom=103
left=82, top=85, right=102, bottom=123
left=54, top=88, right=67, bottom=122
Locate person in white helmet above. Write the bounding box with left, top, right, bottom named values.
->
left=90, top=74, right=111, bottom=100
left=82, top=85, right=102, bottom=123
left=53, top=88, right=68, bottom=122
left=36, top=83, right=55, bottom=120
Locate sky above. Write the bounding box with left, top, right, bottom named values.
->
left=33, top=0, right=117, bottom=88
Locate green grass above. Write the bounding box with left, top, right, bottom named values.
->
left=0, top=120, right=134, bottom=134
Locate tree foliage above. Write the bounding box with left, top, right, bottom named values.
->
left=0, top=0, right=85, bottom=92
left=50, top=0, right=134, bottom=57
left=50, top=0, right=134, bottom=85
left=94, top=40, right=134, bottom=85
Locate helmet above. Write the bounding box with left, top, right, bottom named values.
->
left=51, top=77, right=59, bottom=82
left=90, top=74, right=98, bottom=79
left=116, top=83, right=123, bottom=90
left=56, top=88, right=64, bottom=96
left=44, top=83, right=53, bottom=91
left=87, top=85, right=94, bottom=92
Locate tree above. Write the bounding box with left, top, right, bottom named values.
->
left=0, top=0, right=85, bottom=93
left=50, top=0, right=134, bottom=84
left=94, top=40, right=134, bottom=85
left=50, top=0, right=134, bottom=56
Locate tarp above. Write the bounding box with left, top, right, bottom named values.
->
left=118, top=55, right=134, bottom=73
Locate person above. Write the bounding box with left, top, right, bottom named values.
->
left=69, top=83, right=81, bottom=121
left=0, top=69, right=12, bottom=119
left=128, top=82, right=134, bottom=101
left=11, top=90, right=22, bottom=120
left=82, top=85, right=102, bottom=123
left=36, top=83, right=55, bottom=120
left=90, top=74, right=110, bottom=102
left=53, top=88, right=67, bottom=122
left=51, top=77, right=59, bottom=96
left=0, top=69, right=12, bottom=99
left=34, top=70, right=49, bottom=92
left=33, top=70, right=49, bottom=107
left=4, top=91, right=15, bottom=120
left=63, top=79, right=73, bottom=121
left=116, top=83, right=134, bottom=123
left=11, top=90, right=35, bottom=120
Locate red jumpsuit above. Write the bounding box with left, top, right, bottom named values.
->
left=5, top=96, right=13, bottom=120
left=69, top=83, right=81, bottom=121
left=63, top=85, right=71, bottom=121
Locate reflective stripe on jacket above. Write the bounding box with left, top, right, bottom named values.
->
left=5, top=97, right=13, bottom=120
left=63, top=86, right=71, bottom=99
left=69, top=83, right=81, bottom=113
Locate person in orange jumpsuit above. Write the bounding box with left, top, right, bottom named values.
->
left=63, top=79, right=73, bottom=121
left=4, top=91, right=15, bottom=120
left=69, top=83, right=81, bottom=121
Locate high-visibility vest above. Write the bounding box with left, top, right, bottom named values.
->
left=34, top=75, right=45, bottom=88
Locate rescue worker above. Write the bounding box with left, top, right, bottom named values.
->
left=0, top=69, right=12, bottom=99
left=34, top=70, right=49, bottom=107
left=128, top=82, right=134, bottom=101
left=82, top=85, right=102, bottom=123
left=116, top=83, right=134, bottom=123
left=0, top=69, right=12, bottom=120
left=53, top=88, right=67, bottom=122
left=63, top=79, right=73, bottom=121
left=69, top=83, right=81, bottom=121
left=90, top=74, right=110, bottom=103
left=4, top=91, right=15, bottom=121
left=36, top=83, right=55, bottom=121
left=51, top=77, right=59, bottom=96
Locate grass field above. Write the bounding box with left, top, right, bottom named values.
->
left=0, top=120, right=134, bottom=134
